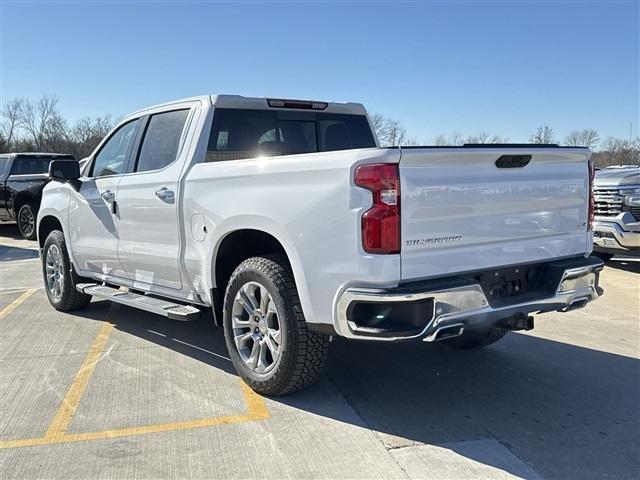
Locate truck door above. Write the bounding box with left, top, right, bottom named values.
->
left=115, top=107, right=193, bottom=290
left=68, top=119, right=141, bottom=279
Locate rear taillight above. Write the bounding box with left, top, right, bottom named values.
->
left=588, top=158, right=595, bottom=230
left=354, top=163, right=400, bottom=254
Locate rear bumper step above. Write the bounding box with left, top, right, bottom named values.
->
left=335, top=256, right=604, bottom=342
left=76, top=284, right=201, bottom=321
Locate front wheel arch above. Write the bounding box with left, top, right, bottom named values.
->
left=38, top=215, right=64, bottom=249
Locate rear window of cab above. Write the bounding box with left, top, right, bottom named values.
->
left=206, top=108, right=375, bottom=162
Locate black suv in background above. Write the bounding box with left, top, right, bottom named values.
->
left=0, top=153, right=76, bottom=239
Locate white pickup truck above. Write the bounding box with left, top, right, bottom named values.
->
left=37, top=95, right=604, bottom=395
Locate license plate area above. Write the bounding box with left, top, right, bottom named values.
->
left=475, top=263, right=556, bottom=307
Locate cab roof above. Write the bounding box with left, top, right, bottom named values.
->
left=128, top=94, right=368, bottom=118
left=4, top=152, right=75, bottom=159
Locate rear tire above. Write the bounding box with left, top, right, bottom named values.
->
left=42, top=230, right=92, bottom=311
left=444, top=327, right=509, bottom=349
left=222, top=255, right=329, bottom=396
left=17, top=203, right=37, bottom=240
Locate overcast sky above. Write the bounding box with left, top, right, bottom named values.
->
left=1, top=0, right=638, bottom=144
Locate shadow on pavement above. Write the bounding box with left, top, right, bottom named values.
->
left=317, top=335, right=639, bottom=480
left=73, top=299, right=639, bottom=480
left=606, top=257, right=640, bottom=274
left=0, top=223, right=38, bottom=261
left=0, top=244, right=39, bottom=261
left=0, top=223, right=22, bottom=240
left=75, top=300, right=236, bottom=376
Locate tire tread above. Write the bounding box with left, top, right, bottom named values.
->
left=43, top=230, right=91, bottom=311
left=223, top=255, right=329, bottom=396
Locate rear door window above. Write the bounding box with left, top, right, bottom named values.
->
left=135, top=109, right=190, bottom=173
left=207, top=109, right=375, bottom=162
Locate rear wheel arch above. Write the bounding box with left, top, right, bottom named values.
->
left=211, top=229, right=299, bottom=326
left=13, top=192, right=36, bottom=216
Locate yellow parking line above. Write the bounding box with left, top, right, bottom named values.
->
left=0, top=380, right=268, bottom=449
left=44, top=322, right=115, bottom=439
left=0, top=309, right=269, bottom=450
left=0, top=289, right=37, bottom=320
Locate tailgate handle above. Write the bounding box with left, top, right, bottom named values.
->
left=495, top=155, right=531, bottom=168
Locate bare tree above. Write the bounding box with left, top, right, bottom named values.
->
left=465, top=132, right=509, bottom=144
left=592, top=137, right=640, bottom=167
left=564, top=129, right=600, bottom=149
left=370, top=112, right=408, bottom=146
left=433, top=134, right=448, bottom=146
left=70, top=116, right=113, bottom=158
left=433, top=132, right=465, bottom=146
left=449, top=132, right=464, bottom=146
left=433, top=132, right=507, bottom=145
left=1, top=99, right=24, bottom=147
left=530, top=126, right=555, bottom=144
left=0, top=95, right=114, bottom=156
left=369, top=113, right=384, bottom=138
left=18, top=95, right=61, bottom=150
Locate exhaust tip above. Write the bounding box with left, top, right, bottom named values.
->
left=559, top=296, right=590, bottom=312
left=566, top=297, right=589, bottom=311
left=424, top=323, right=465, bottom=342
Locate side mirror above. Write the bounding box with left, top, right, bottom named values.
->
left=49, top=160, right=80, bottom=181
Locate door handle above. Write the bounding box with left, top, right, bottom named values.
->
left=155, top=187, right=174, bottom=200
left=101, top=190, right=115, bottom=202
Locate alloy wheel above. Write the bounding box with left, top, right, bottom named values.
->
left=18, top=206, right=35, bottom=238
left=45, top=244, right=64, bottom=301
left=231, top=281, right=282, bottom=374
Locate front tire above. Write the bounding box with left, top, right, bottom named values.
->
left=17, top=203, right=37, bottom=240
left=42, top=230, right=91, bottom=311
left=222, top=255, right=329, bottom=396
left=444, top=326, right=509, bottom=349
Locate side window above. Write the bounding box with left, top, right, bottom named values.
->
left=135, top=109, right=189, bottom=172
left=91, top=120, right=139, bottom=177
left=10, top=157, right=55, bottom=175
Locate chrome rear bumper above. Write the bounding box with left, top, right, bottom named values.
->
left=335, top=257, right=604, bottom=342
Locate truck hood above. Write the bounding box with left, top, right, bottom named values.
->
left=594, top=167, right=640, bottom=187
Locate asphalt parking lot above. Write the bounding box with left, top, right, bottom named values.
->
left=1, top=222, right=638, bottom=480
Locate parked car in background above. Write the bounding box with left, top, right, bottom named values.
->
left=36, top=95, right=603, bottom=395
left=0, top=153, right=76, bottom=239
left=592, top=165, right=640, bottom=260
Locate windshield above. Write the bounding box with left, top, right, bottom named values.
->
left=207, top=108, right=375, bottom=162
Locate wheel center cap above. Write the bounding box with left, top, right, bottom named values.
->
left=257, top=317, right=268, bottom=335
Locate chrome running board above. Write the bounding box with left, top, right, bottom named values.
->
left=76, top=284, right=201, bottom=321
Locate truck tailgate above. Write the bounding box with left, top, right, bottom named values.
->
left=399, top=147, right=591, bottom=281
